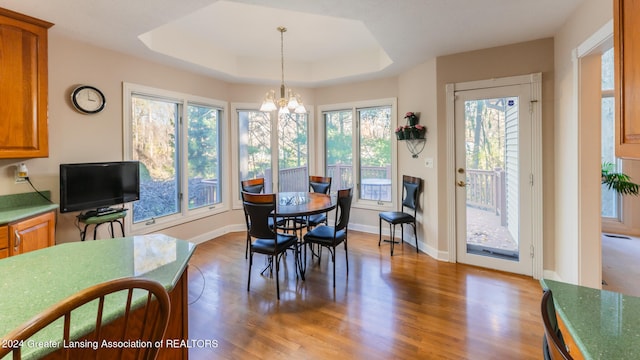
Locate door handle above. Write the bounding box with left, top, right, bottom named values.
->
left=457, top=180, right=467, bottom=187
left=14, top=230, right=21, bottom=252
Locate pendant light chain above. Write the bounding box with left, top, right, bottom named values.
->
left=259, top=26, right=306, bottom=114
left=280, top=26, right=285, bottom=89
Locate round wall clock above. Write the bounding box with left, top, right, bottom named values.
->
left=71, top=85, right=106, bottom=114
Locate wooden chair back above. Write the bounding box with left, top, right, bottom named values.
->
left=335, top=188, right=353, bottom=231
left=242, top=192, right=278, bottom=241
left=0, top=277, right=170, bottom=360
left=241, top=178, right=265, bottom=194
left=541, top=289, right=573, bottom=360
left=309, top=176, right=332, bottom=194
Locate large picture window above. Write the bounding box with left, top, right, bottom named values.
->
left=323, top=99, right=396, bottom=206
left=237, top=110, right=308, bottom=194
left=125, top=84, right=225, bottom=229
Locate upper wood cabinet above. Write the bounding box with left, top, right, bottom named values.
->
left=615, top=0, right=640, bottom=159
left=0, top=8, right=53, bottom=159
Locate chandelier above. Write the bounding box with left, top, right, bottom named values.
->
left=259, top=26, right=306, bottom=115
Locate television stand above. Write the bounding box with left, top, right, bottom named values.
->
left=78, top=209, right=127, bottom=241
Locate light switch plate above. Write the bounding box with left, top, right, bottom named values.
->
left=425, top=158, right=434, bottom=168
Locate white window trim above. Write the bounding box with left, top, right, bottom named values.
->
left=318, top=98, right=397, bottom=211
left=122, top=82, right=229, bottom=235
left=230, top=103, right=315, bottom=211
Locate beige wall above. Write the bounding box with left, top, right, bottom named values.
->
left=397, top=60, right=439, bottom=257
left=0, top=2, right=616, bottom=282
left=434, top=38, right=556, bottom=261
left=554, top=0, right=612, bottom=285
left=0, top=34, right=245, bottom=244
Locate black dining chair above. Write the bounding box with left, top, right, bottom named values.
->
left=243, top=191, right=299, bottom=300
left=307, top=175, right=332, bottom=227
left=241, top=178, right=265, bottom=194
left=294, top=175, right=332, bottom=231
left=378, top=175, right=422, bottom=256
left=303, top=188, right=353, bottom=288
left=541, top=289, right=573, bottom=360
left=241, top=178, right=265, bottom=258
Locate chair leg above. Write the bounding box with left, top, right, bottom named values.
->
left=275, top=254, right=280, bottom=300
left=378, top=217, right=382, bottom=246
left=245, top=234, right=250, bottom=259
left=413, top=222, right=419, bottom=253
left=344, top=239, right=349, bottom=276
left=296, top=243, right=304, bottom=281
left=401, top=224, right=404, bottom=251
left=331, top=247, right=336, bottom=288
left=389, top=223, right=395, bottom=256
left=247, top=252, right=253, bottom=292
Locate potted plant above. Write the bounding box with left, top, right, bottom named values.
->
left=601, top=162, right=639, bottom=196
left=402, top=125, right=412, bottom=139
left=395, top=126, right=405, bottom=140
left=404, top=112, right=418, bottom=126
left=412, top=124, right=426, bottom=139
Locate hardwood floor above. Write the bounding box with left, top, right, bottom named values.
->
left=187, top=231, right=543, bottom=359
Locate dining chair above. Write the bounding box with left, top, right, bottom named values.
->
left=303, top=188, right=353, bottom=288
left=541, top=289, right=573, bottom=360
left=0, top=277, right=170, bottom=360
left=241, top=178, right=266, bottom=258
left=306, top=175, right=332, bottom=227
left=378, top=175, right=422, bottom=256
left=243, top=191, right=299, bottom=300
left=241, top=177, right=265, bottom=194
left=292, top=175, right=332, bottom=236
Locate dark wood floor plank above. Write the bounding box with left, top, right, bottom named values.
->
left=187, top=231, right=542, bottom=359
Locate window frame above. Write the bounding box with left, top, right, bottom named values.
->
left=600, top=46, right=622, bottom=221
left=123, top=82, right=229, bottom=234
left=318, top=98, right=397, bottom=211
left=230, top=103, right=315, bottom=210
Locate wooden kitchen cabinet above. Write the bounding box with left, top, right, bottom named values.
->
left=615, top=0, right=640, bottom=159
left=0, top=225, right=8, bottom=259
left=0, top=8, right=53, bottom=158
left=8, top=211, right=55, bottom=256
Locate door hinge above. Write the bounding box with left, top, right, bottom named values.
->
left=530, top=244, right=534, bottom=258
left=529, top=173, right=534, bottom=186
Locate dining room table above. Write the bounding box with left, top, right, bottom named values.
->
left=275, top=191, right=337, bottom=277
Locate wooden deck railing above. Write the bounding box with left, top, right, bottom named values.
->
left=466, top=168, right=506, bottom=225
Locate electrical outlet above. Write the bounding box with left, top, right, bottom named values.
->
left=14, top=170, right=27, bottom=183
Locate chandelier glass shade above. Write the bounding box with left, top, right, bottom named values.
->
left=260, top=26, right=306, bottom=115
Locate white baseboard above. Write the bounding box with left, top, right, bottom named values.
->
left=349, top=223, right=449, bottom=262
left=542, top=270, right=562, bottom=282
left=188, top=221, right=451, bottom=264
left=189, top=224, right=246, bottom=245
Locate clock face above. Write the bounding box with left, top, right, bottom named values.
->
left=71, top=85, right=106, bottom=114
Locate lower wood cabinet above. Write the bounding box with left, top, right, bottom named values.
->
left=6, top=211, right=55, bottom=256
left=0, top=225, right=8, bottom=259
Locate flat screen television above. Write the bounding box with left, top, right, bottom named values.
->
left=59, top=161, right=140, bottom=213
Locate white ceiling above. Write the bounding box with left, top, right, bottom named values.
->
left=0, top=0, right=585, bottom=87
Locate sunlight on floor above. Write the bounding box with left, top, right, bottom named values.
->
left=602, top=233, right=640, bottom=297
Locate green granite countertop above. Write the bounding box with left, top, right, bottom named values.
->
left=0, top=234, right=195, bottom=359
left=541, top=278, right=640, bottom=360
left=0, top=191, right=59, bottom=225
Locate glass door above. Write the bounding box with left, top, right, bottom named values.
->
left=454, top=84, right=533, bottom=275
